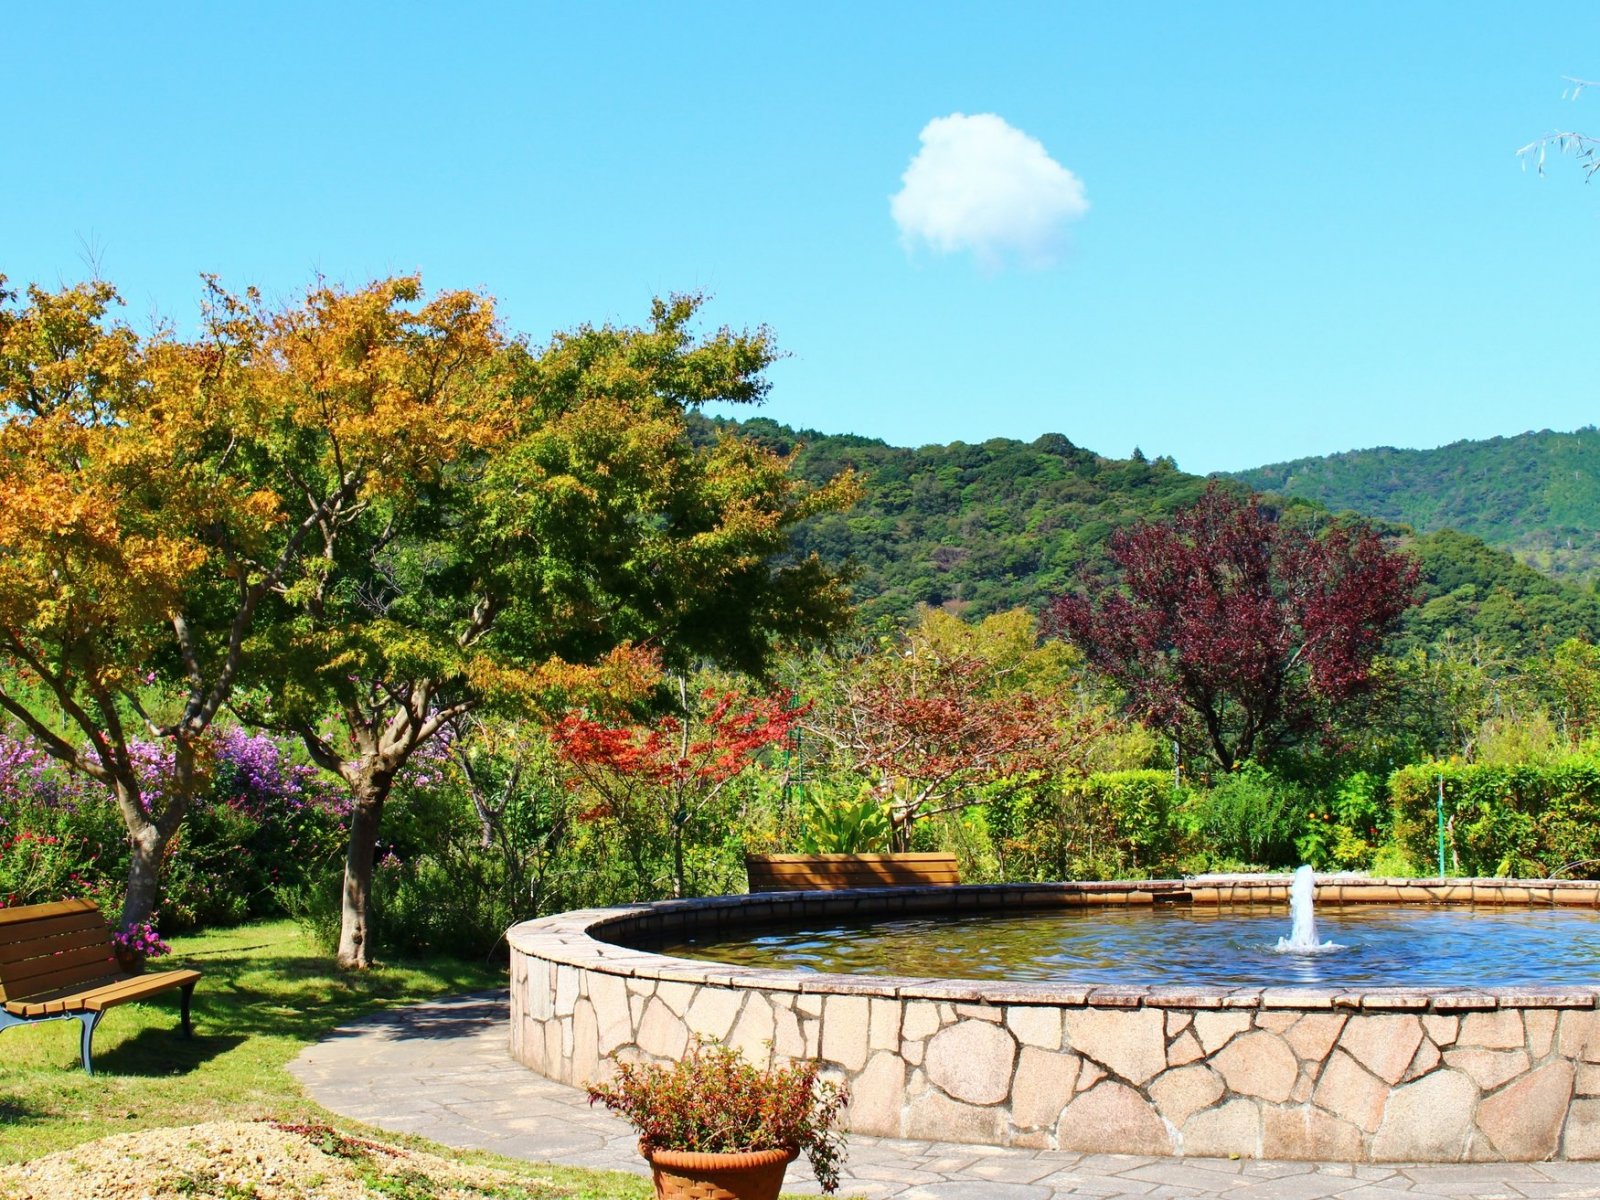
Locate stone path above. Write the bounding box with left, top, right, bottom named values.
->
left=289, top=992, right=1600, bottom=1199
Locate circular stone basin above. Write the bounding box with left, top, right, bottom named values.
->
left=655, top=904, right=1600, bottom=990
left=507, top=877, right=1600, bottom=1163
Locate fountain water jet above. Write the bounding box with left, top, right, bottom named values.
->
left=1275, top=864, right=1341, bottom=953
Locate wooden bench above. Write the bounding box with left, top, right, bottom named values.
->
left=0, top=898, right=200, bottom=1075
left=745, top=853, right=961, bottom=893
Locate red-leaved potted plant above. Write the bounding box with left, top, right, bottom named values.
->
left=587, top=1041, right=849, bottom=1200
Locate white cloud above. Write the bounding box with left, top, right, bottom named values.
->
left=890, top=113, right=1088, bottom=269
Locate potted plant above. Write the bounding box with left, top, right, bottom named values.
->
left=587, top=1040, right=849, bottom=1199
left=112, top=919, right=171, bottom=975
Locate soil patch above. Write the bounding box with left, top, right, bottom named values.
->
left=0, top=1120, right=538, bottom=1199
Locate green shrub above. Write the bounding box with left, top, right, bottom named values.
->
left=1390, top=756, right=1600, bottom=876
left=1181, top=764, right=1308, bottom=869
left=0, top=726, right=342, bottom=929
left=799, top=785, right=891, bottom=854
left=1005, top=770, right=1182, bottom=881
left=0, top=736, right=127, bottom=911
left=1294, top=770, right=1389, bottom=871
left=1371, top=842, right=1422, bottom=876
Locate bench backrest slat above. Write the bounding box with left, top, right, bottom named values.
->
left=0, top=898, right=99, bottom=927
left=0, top=924, right=112, bottom=965
left=745, top=852, right=961, bottom=893
left=4, top=942, right=117, bottom=991
left=0, top=910, right=108, bottom=949
left=0, top=899, right=115, bottom=1003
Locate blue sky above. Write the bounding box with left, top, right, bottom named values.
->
left=5, top=2, right=1597, bottom=473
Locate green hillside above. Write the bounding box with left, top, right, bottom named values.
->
left=1230, top=427, right=1600, bottom=586
left=719, top=417, right=1207, bottom=619
left=700, top=416, right=1600, bottom=657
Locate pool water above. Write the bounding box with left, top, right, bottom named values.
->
left=653, top=903, right=1600, bottom=989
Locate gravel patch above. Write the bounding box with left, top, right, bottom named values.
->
left=0, top=1120, right=541, bottom=1200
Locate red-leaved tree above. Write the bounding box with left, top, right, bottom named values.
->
left=805, top=639, right=1105, bottom=851
left=1046, top=484, right=1417, bottom=771
left=550, top=685, right=802, bottom=897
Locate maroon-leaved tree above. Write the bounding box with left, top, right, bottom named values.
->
left=1045, top=485, right=1417, bottom=771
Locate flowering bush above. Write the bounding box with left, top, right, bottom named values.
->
left=0, top=724, right=343, bottom=929
left=587, top=1041, right=849, bottom=1193
left=112, top=919, right=170, bottom=959
left=0, top=736, right=123, bottom=911
left=162, top=729, right=345, bottom=929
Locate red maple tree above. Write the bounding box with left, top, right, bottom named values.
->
left=550, top=686, right=802, bottom=896
left=807, top=645, right=1104, bottom=851
left=1046, top=484, right=1417, bottom=771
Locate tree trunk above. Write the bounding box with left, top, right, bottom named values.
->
left=112, top=768, right=191, bottom=933
left=120, top=822, right=167, bottom=931
left=338, top=786, right=389, bottom=969
left=671, top=822, right=685, bottom=899
left=890, top=805, right=912, bottom=853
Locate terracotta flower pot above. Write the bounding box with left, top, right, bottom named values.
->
left=642, top=1142, right=798, bottom=1200
left=113, top=947, right=146, bottom=976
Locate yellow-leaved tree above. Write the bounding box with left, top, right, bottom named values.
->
left=0, top=274, right=408, bottom=929
left=227, top=289, right=858, bottom=967
left=1, top=275, right=855, bottom=962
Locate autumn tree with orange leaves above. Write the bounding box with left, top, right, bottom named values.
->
left=228, top=288, right=856, bottom=965
left=0, top=275, right=378, bottom=931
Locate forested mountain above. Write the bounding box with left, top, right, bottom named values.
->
left=1229, top=427, right=1600, bottom=587
left=699, top=416, right=1600, bottom=657
left=717, top=417, right=1207, bottom=618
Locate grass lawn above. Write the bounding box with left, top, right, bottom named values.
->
left=0, top=920, right=651, bottom=1198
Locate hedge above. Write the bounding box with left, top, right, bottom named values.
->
left=1390, top=756, right=1600, bottom=877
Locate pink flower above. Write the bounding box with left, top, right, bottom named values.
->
left=113, top=920, right=171, bottom=958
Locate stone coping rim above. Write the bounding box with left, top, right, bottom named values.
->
left=505, top=875, right=1600, bottom=1012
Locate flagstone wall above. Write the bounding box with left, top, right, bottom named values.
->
left=507, top=878, right=1600, bottom=1161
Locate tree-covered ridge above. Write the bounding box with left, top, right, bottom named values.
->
left=698, top=415, right=1600, bottom=657
left=1397, top=528, right=1600, bottom=655
left=1229, top=427, right=1600, bottom=587
left=710, top=416, right=1207, bottom=620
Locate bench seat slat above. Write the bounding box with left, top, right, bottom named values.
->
left=755, top=864, right=962, bottom=873
left=751, top=876, right=962, bottom=890
left=755, top=878, right=964, bottom=885
left=5, top=968, right=200, bottom=1018
left=754, top=854, right=955, bottom=864
left=5, top=975, right=120, bottom=1016
left=752, top=870, right=960, bottom=876
left=754, top=862, right=963, bottom=873
left=81, top=969, right=202, bottom=1012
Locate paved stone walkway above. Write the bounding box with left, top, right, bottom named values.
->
left=289, top=992, right=1600, bottom=1199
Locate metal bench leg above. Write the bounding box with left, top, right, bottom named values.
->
left=76, top=1011, right=102, bottom=1076
left=180, top=980, right=195, bottom=1037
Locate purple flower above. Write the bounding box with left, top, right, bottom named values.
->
left=113, top=920, right=170, bottom=958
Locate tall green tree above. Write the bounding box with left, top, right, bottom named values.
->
left=1535, top=638, right=1600, bottom=748
left=238, top=289, right=855, bottom=966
